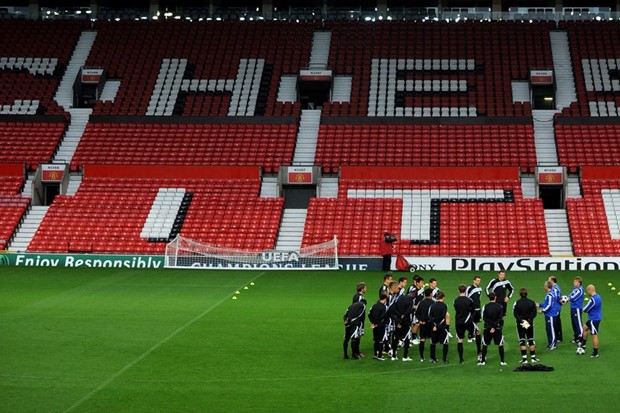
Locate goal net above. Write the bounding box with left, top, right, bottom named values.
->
left=165, top=235, right=338, bottom=270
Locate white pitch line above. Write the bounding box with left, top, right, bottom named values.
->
left=63, top=272, right=265, bottom=413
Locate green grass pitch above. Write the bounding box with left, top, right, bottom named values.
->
left=1, top=267, right=619, bottom=412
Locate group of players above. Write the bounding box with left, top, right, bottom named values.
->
left=343, top=271, right=603, bottom=365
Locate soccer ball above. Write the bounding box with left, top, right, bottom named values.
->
left=560, top=295, right=569, bottom=305
left=576, top=347, right=585, bottom=355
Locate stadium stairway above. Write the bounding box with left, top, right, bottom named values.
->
left=331, top=76, right=352, bottom=103
left=277, top=76, right=298, bottom=103
left=319, top=177, right=339, bottom=198
left=544, top=209, right=573, bottom=256
left=8, top=206, right=49, bottom=252
left=53, top=108, right=92, bottom=164
left=20, top=173, right=35, bottom=197
left=532, top=110, right=559, bottom=165
left=260, top=176, right=278, bottom=198
left=567, top=175, right=582, bottom=199
left=521, top=175, right=537, bottom=199
left=275, top=209, right=307, bottom=251
left=99, top=80, right=121, bottom=103
left=550, top=31, right=577, bottom=110
left=54, top=30, right=97, bottom=109
left=308, top=31, right=331, bottom=69
left=66, top=174, right=82, bottom=196
left=292, top=109, right=321, bottom=164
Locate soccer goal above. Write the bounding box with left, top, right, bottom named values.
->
left=165, top=235, right=339, bottom=270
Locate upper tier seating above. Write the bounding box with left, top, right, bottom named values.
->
left=315, top=123, right=536, bottom=173
left=87, top=20, right=313, bottom=116
left=0, top=175, right=23, bottom=195
left=324, top=20, right=552, bottom=117
left=70, top=122, right=297, bottom=173
left=0, top=20, right=85, bottom=115
left=0, top=121, right=67, bottom=170
left=563, top=21, right=620, bottom=117
left=28, top=176, right=282, bottom=254
left=567, top=178, right=620, bottom=256
left=303, top=178, right=548, bottom=256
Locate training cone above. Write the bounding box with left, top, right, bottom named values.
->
left=608, top=283, right=613, bottom=286
left=244, top=286, right=249, bottom=290
left=612, top=287, right=617, bottom=291
left=250, top=282, right=255, bottom=285
left=235, top=290, right=241, bottom=294
left=232, top=296, right=237, bottom=300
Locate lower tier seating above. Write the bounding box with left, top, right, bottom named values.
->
left=28, top=177, right=283, bottom=254
left=71, top=123, right=297, bottom=173
left=0, top=195, right=29, bottom=250
left=303, top=179, right=548, bottom=256
left=567, top=179, right=620, bottom=256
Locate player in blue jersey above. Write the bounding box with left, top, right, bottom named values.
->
left=537, top=281, right=559, bottom=350
left=568, top=277, right=585, bottom=349
left=582, top=284, right=603, bottom=358
left=548, top=276, right=563, bottom=342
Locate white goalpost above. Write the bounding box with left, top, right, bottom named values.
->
left=165, top=235, right=339, bottom=270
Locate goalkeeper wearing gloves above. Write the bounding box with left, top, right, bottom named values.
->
left=513, top=288, right=539, bottom=364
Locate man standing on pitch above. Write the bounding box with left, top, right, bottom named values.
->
left=343, top=300, right=366, bottom=360
left=368, top=293, right=389, bottom=360
left=478, top=292, right=507, bottom=366
left=513, top=288, right=539, bottom=364
left=568, top=277, right=585, bottom=348
left=537, top=281, right=559, bottom=350
left=429, top=291, right=450, bottom=364
left=466, top=275, right=483, bottom=348
left=582, top=284, right=603, bottom=358
left=485, top=270, right=514, bottom=322
left=379, top=273, right=393, bottom=300
left=454, top=284, right=478, bottom=364
left=415, top=288, right=434, bottom=362
left=548, top=276, right=564, bottom=342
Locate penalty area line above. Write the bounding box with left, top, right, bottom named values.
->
left=63, top=272, right=265, bottom=413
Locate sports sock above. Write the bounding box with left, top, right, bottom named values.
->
left=499, top=346, right=505, bottom=362
left=481, top=346, right=488, bottom=362
left=375, top=341, right=382, bottom=358
left=475, top=335, right=482, bottom=354
left=457, top=342, right=464, bottom=362
left=352, top=339, right=360, bottom=357
left=592, top=347, right=598, bottom=355
left=530, top=350, right=536, bottom=359
left=430, top=343, right=436, bottom=360
left=520, top=349, right=527, bottom=360
left=442, top=344, right=449, bottom=362
left=419, top=341, right=425, bottom=359
left=403, top=339, right=410, bottom=358
left=343, top=338, right=349, bottom=358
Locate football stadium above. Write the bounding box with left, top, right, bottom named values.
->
left=1, top=0, right=620, bottom=411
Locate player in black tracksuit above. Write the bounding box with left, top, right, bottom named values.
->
left=485, top=271, right=514, bottom=325
left=415, top=288, right=434, bottom=362
left=513, top=287, right=539, bottom=364
left=466, top=275, right=483, bottom=327
left=343, top=301, right=366, bottom=359
left=454, top=284, right=479, bottom=364
left=479, top=292, right=506, bottom=366
left=390, top=291, right=415, bottom=361
left=429, top=291, right=450, bottom=364
left=368, top=293, right=389, bottom=360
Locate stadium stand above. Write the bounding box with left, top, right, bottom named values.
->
left=27, top=165, right=282, bottom=254
left=86, top=21, right=313, bottom=117
left=0, top=20, right=84, bottom=116
left=0, top=163, right=28, bottom=250
left=70, top=122, right=297, bottom=173
left=324, top=20, right=551, bottom=117
left=0, top=121, right=67, bottom=170
left=567, top=166, right=620, bottom=256
left=303, top=167, right=549, bottom=256
left=315, top=123, right=536, bottom=173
